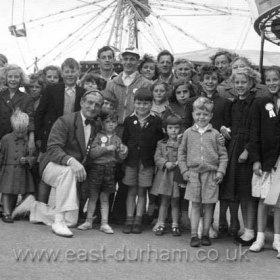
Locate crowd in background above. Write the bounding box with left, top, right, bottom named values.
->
left=0, top=46, right=280, bottom=259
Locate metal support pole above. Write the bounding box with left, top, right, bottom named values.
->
left=259, top=23, right=265, bottom=84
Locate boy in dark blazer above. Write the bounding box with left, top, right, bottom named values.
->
left=122, top=88, right=164, bottom=234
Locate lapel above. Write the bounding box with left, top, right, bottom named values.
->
left=74, top=86, right=84, bottom=111
left=55, top=84, right=65, bottom=116
left=74, top=112, right=86, bottom=156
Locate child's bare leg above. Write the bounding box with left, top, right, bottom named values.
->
left=125, top=185, right=137, bottom=225
left=171, top=197, right=180, bottom=227
left=190, top=202, right=201, bottom=237
left=219, top=200, right=229, bottom=229
left=78, top=195, right=98, bottom=230
left=240, top=200, right=257, bottom=241
left=134, top=187, right=147, bottom=224
left=229, top=201, right=240, bottom=234
left=100, top=192, right=110, bottom=225
left=100, top=192, right=114, bottom=234
left=257, top=199, right=268, bottom=232
left=202, top=203, right=214, bottom=236
left=250, top=199, right=268, bottom=251
left=274, top=207, right=280, bottom=235
left=157, top=195, right=170, bottom=226
left=273, top=207, right=280, bottom=258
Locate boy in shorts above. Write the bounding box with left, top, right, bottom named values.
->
left=122, top=88, right=164, bottom=234
left=178, top=97, right=228, bottom=247
left=78, top=110, right=128, bottom=233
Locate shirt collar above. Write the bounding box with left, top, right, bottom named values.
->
left=80, top=111, right=87, bottom=127
left=123, top=71, right=137, bottom=79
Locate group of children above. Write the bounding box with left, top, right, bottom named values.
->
left=0, top=53, right=280, bottom=259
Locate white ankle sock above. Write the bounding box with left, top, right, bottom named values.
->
left=256, top=232, right=265, bottom=242
left=274, top=234, right=280, bottom=244
left=241, top=228, right=254, bottom=241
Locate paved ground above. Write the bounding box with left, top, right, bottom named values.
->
left=0, top=219, right=279, bottom=280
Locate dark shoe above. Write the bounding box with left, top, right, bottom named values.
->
left=122, top=223, right=133, bottom=234
left=172, top=226, right=181, bottom=237
left=219, top=224, right=229, bottom=235
left=154, top=225, right=165, bottom=236
left=2, top=214, right=14, bottom=223
left=201, top=235, right=212, bottom=246
left=190, top=236, right=200, bottom=247
left=228, top=228, right=239, bottom=237
left=143, top=214, right=153, bottom=225
left=131, top=223, right=142, bottom=234
left=234, top=236, right=256, bottom=246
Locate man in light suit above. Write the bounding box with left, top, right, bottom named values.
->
left=12, top=90, right=103, bottom=237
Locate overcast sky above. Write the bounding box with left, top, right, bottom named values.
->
left=0, top=0, right=279, bottom=72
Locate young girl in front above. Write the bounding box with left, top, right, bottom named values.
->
left=151, top=81, right=169, bottom=118
left=151, top=115, right=182, bottom=236
left=221, top=67, right=260, bottom=246
left=249, top=66, right=280, bottom=258
left=0, top=110, right=36, bottom=223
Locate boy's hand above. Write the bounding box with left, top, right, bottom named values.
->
left=238, top=149, right=248, bottom=163
left=119, top=144, right=127, bottom=154
left=214, top=171, right=224, bottom=184
left=20, top=157, right=27, bottom=165
left=253, top=161, right=263, bottom=176
left=182, top=171, right=190, bottom=182
left=220, top=126, right=231, bottom=140
left=165, top=162, right=177, bottom=170
left=107, top=145, right=117, bottom=151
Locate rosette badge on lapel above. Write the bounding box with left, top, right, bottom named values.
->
left=101, top=136, right=108, bottom=147
left=133, top=120, right=138, bottom=125
left=265, top=103, right=276, bottom=118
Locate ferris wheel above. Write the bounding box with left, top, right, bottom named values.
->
left=9, top=0, right=252, bottom=70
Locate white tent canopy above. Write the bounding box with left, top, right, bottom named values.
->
left=174, top=48, right=280, bottom=67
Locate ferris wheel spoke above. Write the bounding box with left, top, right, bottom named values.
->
left=131, top=0, right=210, bottom=48
left=27, top=2, right=113, bottom=69
left=14, top=0, right=108, bottom=26
left=83, top=5, right=117, bottom=59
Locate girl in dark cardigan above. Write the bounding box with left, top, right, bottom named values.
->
left=248, top=66, right=280, bottom=258
left=221, top=67, right=260, bottom=246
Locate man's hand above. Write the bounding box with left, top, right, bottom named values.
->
left=253, top=161, right=263, bottom=176
left=68, top=158, right=86, bottom=182
left=214, top=171, right=224, bottom=184
left=238, top=149, right=248, bottom=163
